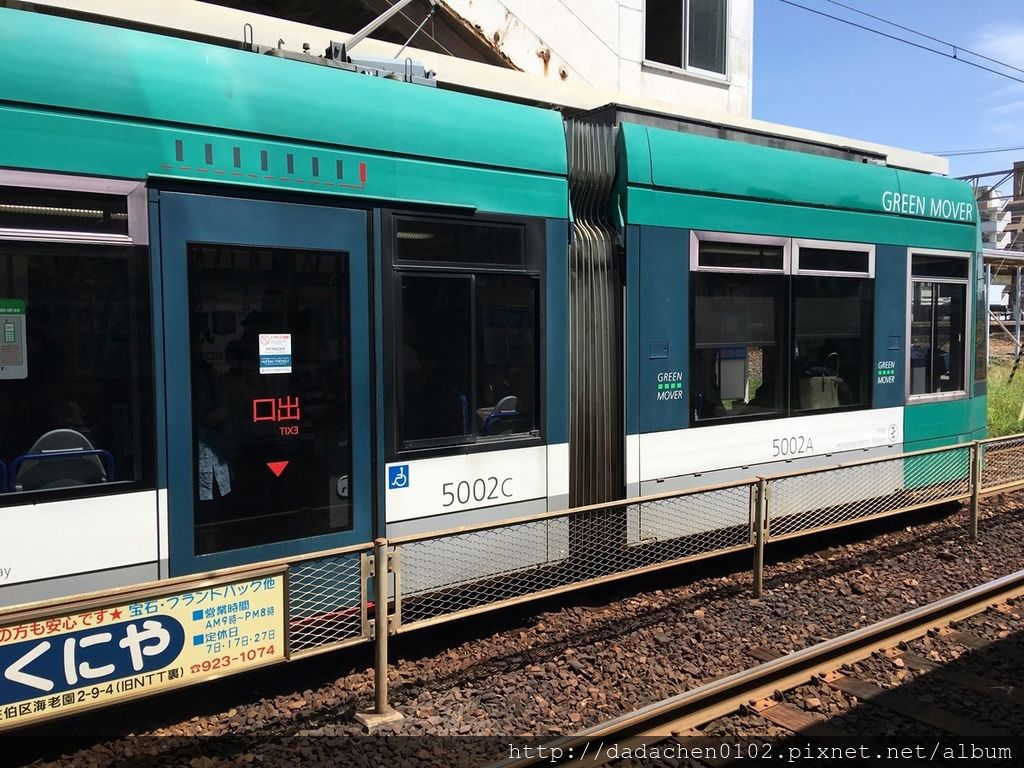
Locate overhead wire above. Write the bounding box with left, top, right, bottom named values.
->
left=821, top=0, right=1024, bottom=76
left=774, top=0, right=1024, bottom=85
left=932, top=147, right=1024, bottom=158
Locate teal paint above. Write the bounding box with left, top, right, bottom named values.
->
left=637, top=226, right=690, bottom=434
left=0, top=8, right=568, bottom=219
left=624, top=189, right=976, bottom=251
left=622, top=123, right=976, bottom=227
left=873, top=246, right=906, bottom=409
left=0, top=106, right=567, bottom=219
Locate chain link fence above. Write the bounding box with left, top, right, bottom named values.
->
left=767, top=446, right=973, bottom=539
left=980, top=434, right=1024, bottom=494
left=286, top=547, right=371, bottom=656
left=388, top=436, right=1024, bottom=633
left=265, top=435, right=1024, bottom=650
left=394, top=482, right=756, bottom=630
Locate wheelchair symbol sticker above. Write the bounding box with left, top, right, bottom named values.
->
left=388, top=465, right=409, bottom=490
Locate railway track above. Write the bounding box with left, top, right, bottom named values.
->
left=494, top=570, right=1024, bottom=767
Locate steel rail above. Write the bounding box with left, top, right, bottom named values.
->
left=490, top=568, right=1024, bottom=768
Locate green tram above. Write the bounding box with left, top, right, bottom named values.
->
left=0, top=7, right=982, bottom=612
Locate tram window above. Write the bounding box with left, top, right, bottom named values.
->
left=912, top=254, right=970, bottom=280
left=399, top=274, right=473, bottom=443
left=0, top=187, right=128, bottom=237
left=697, top=241, right=784, bottom=271
left=691, top=272, right=785, bottom=422
left=0, top=243, right=153, bottom=498
left=187, top=245, right=352, bottom=555
left=691, top=236, right=876, bottom=425
left=396, top=220, right=524, bottom=267
left=793, top=276, right=873, bottom=412
left=909, top=281, right=967, bottom=396
left=797, top=248, right=870, bottom=275
left=397, top=272, right=539, bottom=448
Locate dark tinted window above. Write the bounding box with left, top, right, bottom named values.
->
left=976, top=277, right=987, bottom=385
left=912, top=254, right=970, bottom=279
left=646, top=0, right=683, bottom=68
left=187, top=244, right=352, bottom=554
left=0, top=243, right=153, bottom=498
left=698, top=241, right=785, bottom=271
left=691, top=272, right=785, bottom=422
left=398, top=272, right=538, bottom=447
left=399, top=274, right=473, bottom=443
left=798, top=248, right=870, bottom=274
left=910, top=281, right=967, bottom=395
left=0, top=187, right=128, bottom=236
left=793, top=276, right=873, bottom=412
left=395, top=219, right=524, bottom=267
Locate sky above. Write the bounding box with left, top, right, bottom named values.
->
left=753, top=0, right=1024, bottom=189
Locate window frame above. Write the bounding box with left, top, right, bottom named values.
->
left=0, top=169, right=154, bottom=506
left=689, top=231, right=790, bottom=274
left=384, top=211, right=546, bottom=458
left=793, top=238, right=875, bottom=278
left=0, top=169, right=147, bottom=246
left=688, top=231, right=876, bottom=426
left=905, top=247, right=972, bottom=403
left=643, top=0, right=730, bottom=81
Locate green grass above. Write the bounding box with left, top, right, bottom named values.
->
left=988, top=357, right=1024, bottom=436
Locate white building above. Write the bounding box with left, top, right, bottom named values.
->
left=439, top=0, right=752, bottom=116
left=978, top=186, right=1013, bottom=250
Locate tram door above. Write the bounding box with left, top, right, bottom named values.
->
left=156, top=192, right=372, bottom=575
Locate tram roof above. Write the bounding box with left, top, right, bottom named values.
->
left=19, top=0, right=949, bottom=176
left=0, top=6, right=568, bottom=180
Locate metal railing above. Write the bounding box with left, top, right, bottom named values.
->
left=284, top=543, right=373, bottom=657
left=387, top=443, right=992, bottom=636
left=5, top=433, right=1024, bottom=731
left=392, top=480, right=755, bottom=631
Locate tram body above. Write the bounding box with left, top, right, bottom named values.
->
left=0, top=7, right=984, bottom=608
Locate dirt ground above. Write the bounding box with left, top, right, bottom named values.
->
left=989, top=330, right=1021, bottom=363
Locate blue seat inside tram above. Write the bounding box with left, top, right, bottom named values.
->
left=11, top=428, right=114, bottom=492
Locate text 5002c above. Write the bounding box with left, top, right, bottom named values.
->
left=442, top=477, right=514, bottom=507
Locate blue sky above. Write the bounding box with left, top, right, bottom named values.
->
left=753, top=0, right=1024, bottom=187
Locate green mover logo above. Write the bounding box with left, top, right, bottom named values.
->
left=877, top=360, right=896, bottom=385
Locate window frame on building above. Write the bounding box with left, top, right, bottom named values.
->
left=643, top=0, right=729, bottom=79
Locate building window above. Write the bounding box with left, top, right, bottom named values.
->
left=689, top=235, right=874, bottom=425
left=645, top=0, right=728, bottom=76
left=393, top=217, right=540, bottom=450
left=909, top=252, right=970, bottom=398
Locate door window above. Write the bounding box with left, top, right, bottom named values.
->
left=909, top=253, right=970, bottom=397
left=187, top=244, right=352, bottom=554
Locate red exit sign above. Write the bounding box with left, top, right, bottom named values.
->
left=252, top=396, right=301, bottom=436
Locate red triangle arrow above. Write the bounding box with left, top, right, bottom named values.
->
left=266, top=461, right=289, bottom=477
